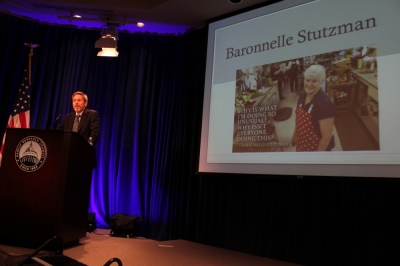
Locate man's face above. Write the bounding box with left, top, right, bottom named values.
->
left=72, top=94, right=87, bottom=113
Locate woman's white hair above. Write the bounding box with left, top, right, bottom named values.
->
left=304, top=64, right=326, bottom=83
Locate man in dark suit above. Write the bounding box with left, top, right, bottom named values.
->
left=270, top=62, right=285, bottom=100
left=57, top=91, right=100, bottom=146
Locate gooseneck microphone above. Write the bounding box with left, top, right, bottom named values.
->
left=48, top=114, right=62, bottom=129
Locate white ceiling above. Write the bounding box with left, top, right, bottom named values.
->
left=0, top=0, right=274, bottom=34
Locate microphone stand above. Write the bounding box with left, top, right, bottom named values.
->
left=48, top=114, right=62, bottom=129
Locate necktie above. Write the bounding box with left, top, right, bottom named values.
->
left=72, top=115, right=81, bottom=132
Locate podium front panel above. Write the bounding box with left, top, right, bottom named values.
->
left=0, top=129, right=95, bottom=247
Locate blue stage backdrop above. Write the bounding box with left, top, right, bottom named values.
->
left=0, top=12, right=207, bottom=240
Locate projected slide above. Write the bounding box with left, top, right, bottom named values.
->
left=232, top=45, right=380, bottom=153
left=200, top=0, right=400, bottom=177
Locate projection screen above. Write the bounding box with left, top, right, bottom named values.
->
left=199, top=0, right=400, bottom=177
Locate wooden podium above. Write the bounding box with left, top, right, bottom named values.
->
left=0, top=128, right=96, bottom=247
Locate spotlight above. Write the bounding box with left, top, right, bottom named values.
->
left=97, top=48, right=119, bottom=57
left=95, top=26, right=119, bottom=57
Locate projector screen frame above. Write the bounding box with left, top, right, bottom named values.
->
left=199, top=0, right=400, bottom=178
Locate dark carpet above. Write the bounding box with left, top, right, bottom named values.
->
left=334, top=111, right=379, bottom=151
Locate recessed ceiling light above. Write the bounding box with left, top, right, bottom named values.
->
left=229, top=0, right=242, bottom=4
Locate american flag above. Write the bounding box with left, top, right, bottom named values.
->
left=0, top=68, right=31, bottom=165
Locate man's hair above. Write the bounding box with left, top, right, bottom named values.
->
left=72, top=91, right=88, bottom=102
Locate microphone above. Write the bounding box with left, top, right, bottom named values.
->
left=48, top=114, right=62, bottom=129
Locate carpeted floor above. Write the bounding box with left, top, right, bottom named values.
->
left=334, top=110, right=379, bottom=151
left=1, top=229, right=301, bottom=266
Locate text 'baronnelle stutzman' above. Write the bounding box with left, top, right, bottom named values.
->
left=225, top=17, right=377, bottom=59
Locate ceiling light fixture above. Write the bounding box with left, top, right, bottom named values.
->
left=57, top=15, right=145, bottom=28
left=95, top=26, right=119, bottom=57
left=97, top=48, right=119, bottom=57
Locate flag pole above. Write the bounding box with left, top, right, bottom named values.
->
left=24, top=43, right=39, bottom=84
left=0, top=43, right=39, bottom=166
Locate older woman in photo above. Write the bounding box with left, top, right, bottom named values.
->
left=291, top=64, right=335, bottom=151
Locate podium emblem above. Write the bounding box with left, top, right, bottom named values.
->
left=15, top=136, right=47, bottom=172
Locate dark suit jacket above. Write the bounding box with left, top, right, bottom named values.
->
left=57, top=108, right=100, bottom=146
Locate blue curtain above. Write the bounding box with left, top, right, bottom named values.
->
left=0, top=13, right=206, bottom=240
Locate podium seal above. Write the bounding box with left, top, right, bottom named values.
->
left=15, top=136, right=47, bottom=172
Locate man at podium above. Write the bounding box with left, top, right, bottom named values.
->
left=57, top=91, right=100, bottom=146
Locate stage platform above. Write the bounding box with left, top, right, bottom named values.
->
left=0, top=229, right=300, bottom=266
